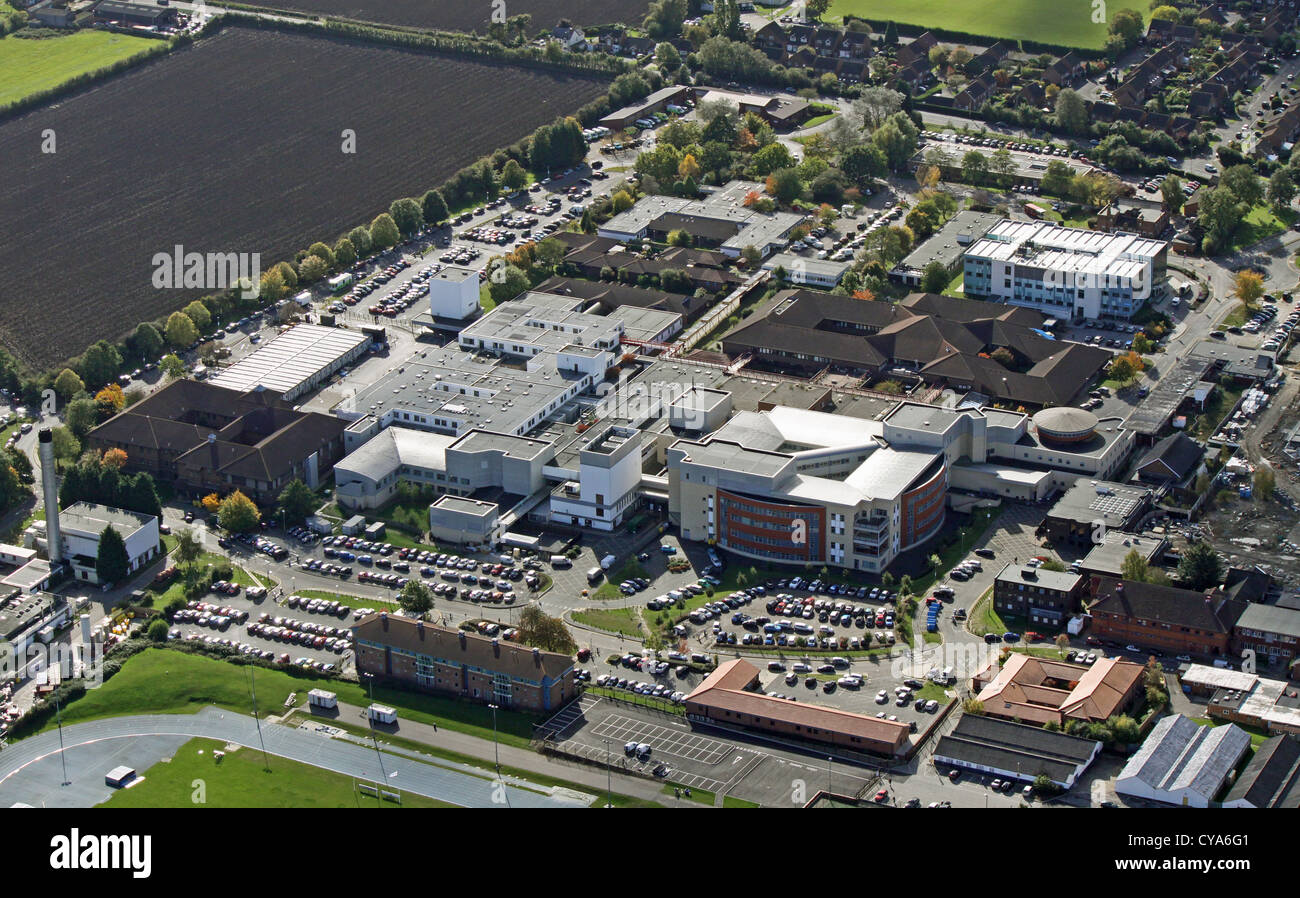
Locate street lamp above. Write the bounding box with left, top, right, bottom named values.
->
left=604, top=737, right=612, bottom=808
left=487, top=703, right=501, bottom=774
left=362, top=673, right=387, bottom=805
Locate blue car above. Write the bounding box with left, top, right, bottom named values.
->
left=660, top=544, right=677, bottom=555
left=1002, top=632, right=1021, bottom=643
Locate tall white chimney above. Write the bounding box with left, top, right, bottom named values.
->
left=38, top=428, right=62, bottom=565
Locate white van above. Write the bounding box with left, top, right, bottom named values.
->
left=550, top=555, right=572, bottom=569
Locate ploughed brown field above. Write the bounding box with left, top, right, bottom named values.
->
left=0, top=26, right=607, bottom=369
left=258, top=0, right=649, bottom=33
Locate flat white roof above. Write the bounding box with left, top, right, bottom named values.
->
left=210, top=324, right=368, bottom=396
left=965, top=219, right=1165, bottom=281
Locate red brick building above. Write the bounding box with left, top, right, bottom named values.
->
left=353, top=613, right=575, bottom=712
left=1089, top=578, right=1247, bottom=658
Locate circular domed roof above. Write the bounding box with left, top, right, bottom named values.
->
left=1032, top=407, right=1098, bottom=442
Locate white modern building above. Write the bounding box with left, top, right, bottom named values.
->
left=427, top=265, right=481, bottom=321
left=57, top=502, right=161, bottom=585
left=963, top=219, right=1168, bottom=320
left=548, top=424, right=644, bottom=531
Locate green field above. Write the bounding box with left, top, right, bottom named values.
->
left=51, top=647, right=543, bottom=748
left=99, top=737, right=455, bottom=808
left=0, top=30, right=157, bottom=108
left=827, top=0, right=1110, bottom=49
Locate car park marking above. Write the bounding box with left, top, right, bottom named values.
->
left=537, top=695, right=602, bottom=740
left=589, top=714, right=733, bottom=765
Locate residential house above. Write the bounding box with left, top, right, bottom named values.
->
left=1133, top=432, right=1203, bottom=484
left=1044, top=52, right=1086, bottom=87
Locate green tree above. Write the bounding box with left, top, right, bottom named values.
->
left=389, top=198, right=423, bottom=237
left=1054, top=88, right=1089, bottom=135
left=53, top=368, right=85, bottom=401
left=517, top=603, right=577, bottom=654
left=333, top=237, right=357, bottom=269
left=1268, top=169, right=1296, bottom=212
left=77, top=341, right=122, bottom=388
left=182, top=301, right=212, bottom=333
left=766, top=167, right=804, bottom=205
left=1223, top=164, right=1263, bottom=208
left=173, top=528, right=202, bottom=569
left=398, top=579, right=434, bottom=616
left=95, top=524, right=130, bottom=585
left=1161, top=175, right=1186, bottom=213
left=840, top=143, right=888, bottom=187
left=643, top=0, right=687, bottom=42
left=1198, top=185, right=1246, bottom=252
left=160, top=353, right=188, bottom=380
left=667, top=229, right=694, bottom=248
left=369, top=213, right=401, bottom=250
left=961, top=150, right=989, bottom=184
left=348, top=226, right=373, bottom=257
left=50, top=426, right=80, bottom=466
left=421, top=189, right=450, bottom=226
left=501, top=159, right=529, bottom=191
left=297, top=254, right=328, bottom=283
left=307, top=241, right=335, bottom=269
left=751, top=142, right=795, bottom=176
left=277, top=479, right=317, bottom=525
left=1121, top=548, right=1150, bottom=582
left=147, top=618, right=170, bottom=643
left=66, top=398, right=99, bottom=438
left=217, top=490, right=261, bottom=533
left=487, top=262, right=530, bottom=303
left=1177, top=541, right=1223, bottom=590
left=131, top=323, right=165, bottom=362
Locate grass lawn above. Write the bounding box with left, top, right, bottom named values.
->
left=1192, top=717, right=1271, bottom=748
left=663, top=782, right=715, bottom=804
left=1232, top=204, right=1297, bottom=251
left=147, top=552, right=275, bottom=606
left=723, top=795, right=760, bottom=808
left=0, top=30, right=156, bottom=108
left=942, top=272, right=965, bottom=297
left=802, top=111, right=837, bottom=129
left=1220, top=305, right=1250, bottom=329
left=967, top=586, right=1003, bottom=637
left=572, top=607, right=645, bottom=638
left=99, top=737, right=454, bottom=808
left=295, top=587, right=396, bottom=609
left=827, top=0, right=1108, bottom=48
left=51, top=647, right=543, bottom=748
left=591, top=560, right=649, bottom=600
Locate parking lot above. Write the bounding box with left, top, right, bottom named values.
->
left=540, top=695, right=884, bottom=804
left=167, top=583, right=354, bottom=672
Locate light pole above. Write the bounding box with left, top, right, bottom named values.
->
left=362, top=673, right=387, bottom=805
left=488, top=703, right=501, bottom=774
left=54, top=689, right=69, bottom=786
left=604, top=737, right=612, bottom=808
left=827, top=756, right=832, bottom=797
left=248, top=665, right=271, bottom=771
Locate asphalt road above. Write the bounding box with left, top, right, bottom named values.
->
left=0, top=707, right=589, bottom=809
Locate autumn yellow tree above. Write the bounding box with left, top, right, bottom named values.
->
left=678, top=153, right=701, bottom=181
left=201, top=493, right=221, bottom=513
left=101, top=448, right=128, bottom=469
left=94, top=383, right=125, bottom=415
left=1233, top=268, right=1265, bottom=312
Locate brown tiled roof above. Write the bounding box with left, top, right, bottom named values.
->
left=1091, top=577, right=1246, bottom=634
left=687, top=659, right=909, bottom=748
left=975, top=653, right=1144, bottom=724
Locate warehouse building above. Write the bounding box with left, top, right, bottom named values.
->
left=209, top=324, right=370, bottom=401
left=933, top=714, right=1102, bottom=789
left=963, top=220, right=1169, bottom=320
left=1116, top=714, right=1250, bottom=807
left=1223, top=735, right=1300, bottom=808
left=353, top=612, right=574, bottom=712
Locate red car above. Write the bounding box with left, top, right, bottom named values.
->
left=873, top=789, right=889, bottom=803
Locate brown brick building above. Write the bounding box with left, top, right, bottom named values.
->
left=86, top=380, right=347, bottom=505
left=993, top=563, right=1086, bottom=630
left=1089, top=578, right=1247, bottom=658
left=353, top=613, right=575, bottom=712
